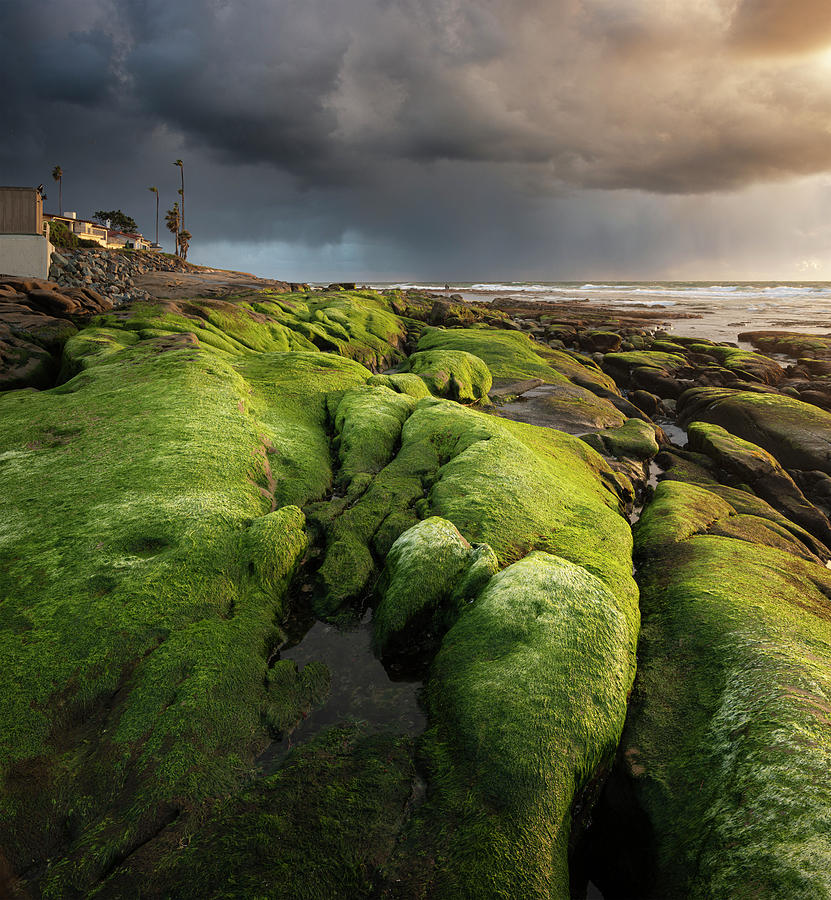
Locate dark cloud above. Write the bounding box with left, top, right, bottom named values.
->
left=2, top=0, right=831, bottom=278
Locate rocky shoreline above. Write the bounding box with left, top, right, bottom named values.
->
left=1, top=256, right=830, bottom=897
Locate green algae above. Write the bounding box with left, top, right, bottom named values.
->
left=263, top=658, right=331, bottom=736
left=740, top=330, right=831, bottom=359
left=400, top=349, right=492, bottom=403
left=95, top=725, right=416, bottom=899
left=496, top=382, right=628, bottom=433
left=416, top=326, right=617, bottom=392
left=89, top=288, right=408, bottom=372
left=603, top=350, right=688, bottom=372
left=390, top=552, right=633, bottom=898
left=679, top=387, right=831, bottom=473
left=685, top=421, right=831, bottom=548
left=366, top=372, right=432, bottom=399
left=582, top=418, right=660, bottom=460
left=0, top=284, right=650, bottom=896
left=658, top=450, right=831, bottom=561
left=623, top=477, right=831, bottom=897
left=691, top=345, right=783, bottom=384
left=0, top=292, right=396, bottom=895
left=372, top=517, right=498, bottom=659
left=331, top=385, right=417, bottom=490
left=315, top=398, right=638, bottom=634
left=0, top=345, right=322, bottom=894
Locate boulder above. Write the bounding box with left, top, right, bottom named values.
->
left=678, top=387, right=831, bottom=474
left=372, top=516, right=498, bottom=662
left=613, top=478, right=831, bottom=897
left=687, top=421, right=831, bottom=549
left=401, top=349, right=492, bottom=403
left=582, top=418, right=660, bottom=461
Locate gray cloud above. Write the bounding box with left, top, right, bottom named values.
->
left=2, top=0, right=831, bottom=278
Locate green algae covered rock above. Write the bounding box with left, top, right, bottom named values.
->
left=316, top=397, right=639, bottom=633
left=400, top=348, right=492, bottom=403
left=687, top=421, right=831, bottom=548
left=621, top=477, right=831, bottom=897
left=366, top=371, right=432, bottom=399
left=331, top=384, right=417, bottom=489
left=417, top=326, right=565, bottom=386
left=679, top=386, right=831, bottom=473
left=392, top=552, right=633, bottom=897
left=372, top=517, right=498, bottom=659
left=263, top=658, right=331, bottom=736
left=243, top=506, right=309, bottom=597
left=739, top=329, right=831, bottom=359
left=417, top=325, right=617, bottom=393
left=89, top=288, right=408, bottom=372
left=603, top=350, right=688, bottom=373
left=102, top=725, right=416, bottom=899
left=1, top=285, right=648, bottom=896
left=0, top=300, right=379, bottom=896
left=694, top=344, right=784, bottom=385
left=496, top=381, right=627, bottom=433
left=581, top=417, right=660, bottom=460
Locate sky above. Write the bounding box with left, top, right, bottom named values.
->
left=3, top=0, right=831, bottom=281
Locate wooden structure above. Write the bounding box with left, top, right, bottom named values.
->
left=0, top=187, right=44, bottom=236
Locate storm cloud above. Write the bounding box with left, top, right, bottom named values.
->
left=2, top=0, right=831, bottom=278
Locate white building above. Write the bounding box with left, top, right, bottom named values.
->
left=0, top=187, right=53, bottom=279
left=45, top=212, right=152, bottom=251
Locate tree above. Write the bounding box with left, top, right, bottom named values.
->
left=51, top=166, right=63, bottom=215
left=148, top=187, right=159, bottom=245
left=165, top=202, right=181, bottom=257
left=92, top=210, right=138, bottom=233
left=178, top=230, right=192, bottom=261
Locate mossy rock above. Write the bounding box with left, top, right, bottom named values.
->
left=621, top=478, right=831, bottom=896
left=372, top=517, right=498, bottom=660
left=650, top=340, right=687, bottom=354
left=603, top=350, right=688, bottom=373
left=101, top=725, right=416, bottom=898
left=581, top=418, right=660, bottom=461
left=417, top=326, right=617, bottom=393
left=699, top=345, right=783, bottom=384
left=263, top=658, right=331, bottom=735
left=678, top=387, right=831, bottom=473
left=366, top=371, right=432, bottom=399
left=686, top=421, right=831, bottom=548
left=316, top=398, right=639, bottom=634
left=0, top=299, right=381, bottom=895
left=401, top=349, right=492, bottom=403
left=496, top=382, right=627, bottom=433
left=331, top=384, right=417, bottom=488
left=739, top=330, right=831, bottom=359
left=390, top=552, right=634, bottom=896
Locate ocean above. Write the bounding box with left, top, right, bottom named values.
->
left=374, top=281, right=831, bottom=343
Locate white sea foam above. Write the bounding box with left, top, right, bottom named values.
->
left=468, top=283, right=554, bottom=292
left=376, top=280, right=831, bottom=307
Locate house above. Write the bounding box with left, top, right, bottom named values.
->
left=44, top=212, right=152, bottom=251
left=0, top=186, right=53, bottom=278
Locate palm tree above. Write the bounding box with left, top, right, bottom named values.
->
left=165, top=202, right=181, bottom=257
left=51, top=166, right=63, bottom=215
left=148, top=187, right=159, bottom=246
left=173, top=159, right=184, bottom=231
left=178, top=230, right=192, bottom=262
